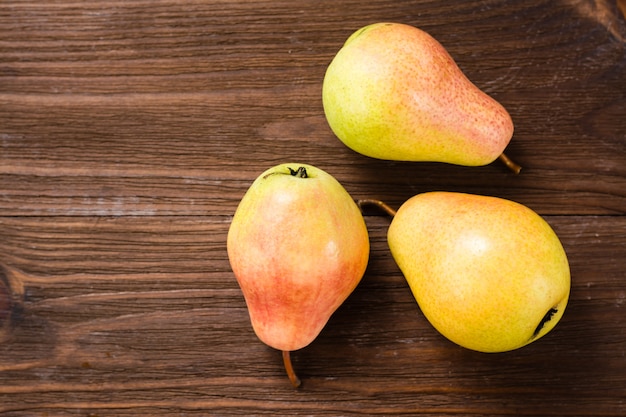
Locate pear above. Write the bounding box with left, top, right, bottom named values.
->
left=227, top=163, right=369, bottom=386
left=323, top=23, right=517, bottom=170
left=387, top=192, right=570, bottom=353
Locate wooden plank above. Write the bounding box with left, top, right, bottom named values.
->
left=0, top=215, right=624, bottom=415
left=1, top=0, right=625, bottom=216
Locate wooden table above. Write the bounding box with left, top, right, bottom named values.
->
left=1, top=1, right=625, bottom=415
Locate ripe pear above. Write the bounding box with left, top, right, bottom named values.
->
left=387, top=192, right=570, bottom=353
left=227, top=163, right=369, bottom=386
left=323, top=23, right=515, bottom=168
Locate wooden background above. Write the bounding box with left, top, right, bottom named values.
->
left=1, top=0, right=625, bottom=415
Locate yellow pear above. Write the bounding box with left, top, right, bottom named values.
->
left=323, top=23, right=515, bottom=167
left=227, top=163, right=369, bottom=386
left=387, top=192, right=570, bottom=353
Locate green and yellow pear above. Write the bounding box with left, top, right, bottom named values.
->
left=227, top=163, right=369, bottom=386
left=323, top=23, right=515, bottom=169
left=387, top=192, right=570, bottom=353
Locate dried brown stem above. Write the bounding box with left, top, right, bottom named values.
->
left=357, top=199, right=397, bottom=217
left=282, top=350, right=301, bottom=388
left=498, top=153, right=522, bottom=174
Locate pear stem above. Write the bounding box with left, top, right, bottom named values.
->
left=498, top=153, right=522, bottom=174
left=282, top=350, right=301, bottom=388
left=357, top=199, right=397, bottom=217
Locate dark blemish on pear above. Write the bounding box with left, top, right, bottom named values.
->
left=533, top=307, right=559, bottom=338
left=288, top=166, right=308, bottom=178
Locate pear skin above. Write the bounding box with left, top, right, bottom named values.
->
left=387, top=192, right=570, bottom=353
left=227, top=164, right=369, bottom=353
left=323, top=23, right=514, bottom=166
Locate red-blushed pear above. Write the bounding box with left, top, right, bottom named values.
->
left=386, top=192, right=570, bottom=353
left=323, top=23, right=520, bottom=173
left=227, top=163, right=369, bottom=387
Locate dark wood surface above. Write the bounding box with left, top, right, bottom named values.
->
left=1, top=1, right=625, bottom=415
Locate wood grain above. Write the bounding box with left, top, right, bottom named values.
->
left=1, top=0, right=625, bottom=415
left=0, top=216, right=624, bottom=415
